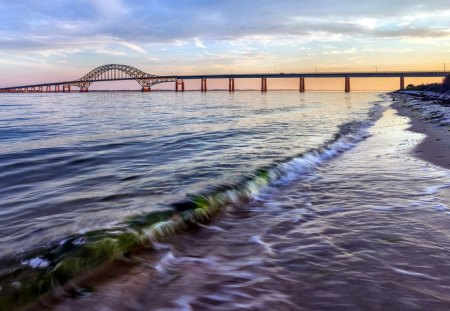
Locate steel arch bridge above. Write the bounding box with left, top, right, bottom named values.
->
left=0, top=64, right=178, bottom=93
left=72, top=64, right=177, bottom=92
left=0, top=63, right=447, bottom=93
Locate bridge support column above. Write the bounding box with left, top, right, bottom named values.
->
left=63, top=84, right=71, bottom=93
left=175, top=79, right=185, bottom=92
left=80, top=86, right=89, bottom=93
left=141, top=86, right=151, bottom=92
left=228, top=78, right=235, bottom=92
left=345, top=77, right=351, bottom=93
left=299, top=77, right=305, bottom=93
left=400, top=76, right=405, bottom=90
left=261, top=77, right=267, bottom=92
left=201, top=78, right=207, bottom=92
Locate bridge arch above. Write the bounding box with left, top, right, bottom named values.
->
left=71, top=64, right=176, bottom=91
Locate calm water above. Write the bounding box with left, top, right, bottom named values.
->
left=1, top=91, right=450, bottom=310
left=0, top=91, right=375, bottom=257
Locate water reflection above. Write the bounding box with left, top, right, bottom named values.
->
left=0, top=91, right=378, bottom=258
left=46, top=105, right=450, bottom=310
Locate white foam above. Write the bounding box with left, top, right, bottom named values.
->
left=373, top=206, right=396, bottom=212
left=425, top=184, right=450, bottom=195
left=432, top=203, right=448, bottom=211
left=152, top=242, right=171, bottom=251
left=249, top=235, right=274, bottom=254
left=197, top=223, right=226, bottom=232
left=154, top=251, right=177, bottom=274
left=21, top=257, right=50, bottom=269
left=391, top=266, right=440, bottom=281
left=225, top=276, right=271, bottom=288
left=157, top=295, right=194, bottom=311
left=226, top=289, right=253, bottom=299
left=273, top=118, right=378, bottom=187
left=409, top=202, right=422, bottom=207
left=155, top=251, right=216, bottom=274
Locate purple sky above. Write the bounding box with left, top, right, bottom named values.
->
left=0, top=0, right=449, bottom=89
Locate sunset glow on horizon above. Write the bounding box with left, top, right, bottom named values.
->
left=1, top=0, right=449, bottom=90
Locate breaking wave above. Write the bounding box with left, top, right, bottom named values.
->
left=0, top=103, right=384, bottom=310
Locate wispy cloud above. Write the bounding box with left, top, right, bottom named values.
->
left=119, top=42, right=147, bottom=54
left=0, top=0, right=449, bottom=82
left=95, top=49, right=127, bottom=56
left=194, top=38, right=206, bottom=49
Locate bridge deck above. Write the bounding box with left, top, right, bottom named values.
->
left=0, top=72, right=447, bottom=91
left=174, top=72, right=447, bottom=79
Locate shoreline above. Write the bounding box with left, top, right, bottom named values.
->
left=392, top=92, right=450, bottom=170
left=29, top=93, right=450, bottom=311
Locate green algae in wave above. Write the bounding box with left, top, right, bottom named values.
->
left=0, top=169, right=273, bottom=310
left=0, top=116, right=378, bottom=311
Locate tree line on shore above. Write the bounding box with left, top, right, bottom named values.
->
left=405, top=74, right=450, bottom=93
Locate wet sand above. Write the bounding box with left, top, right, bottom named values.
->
left=29, top=98, right=450, bottom=311
left=392, top=95, right=450, bottom=170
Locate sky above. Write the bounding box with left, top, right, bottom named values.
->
left=0, top=0, right=449, bottom=90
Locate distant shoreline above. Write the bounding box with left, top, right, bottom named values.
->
left=26, top=89, right=396, bottom=93
left=397, top=90, right=450, bottom=101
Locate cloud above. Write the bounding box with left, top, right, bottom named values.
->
left=194, top=38, right=206, bottom=49
left=95, top=49, right=127, bottom=56
left=1, top=0, right=450, bottom=78
left=119, top=42, right=147, bottom=54
left=324, top=48, right=358, bottom=55
left=0, top=0, right=449, bottom=54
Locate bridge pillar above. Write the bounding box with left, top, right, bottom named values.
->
left=261, top=77, right=267, bottom=92
left=299, top=77, right=305, bottom=93
left=228, top=78, right=235, bottom=92
left=201, top=78, right=207, bottom=92
left=80, top=86, right=89, bottom=93
left=63, top=84, right=71, bottom=93
left=142, top=86, right=151, bottom=92
left=345, top=77, right=351, bottom=93
left=400, top=76, right=405, bottom=90
left=175, top=79, right=185, bottom=92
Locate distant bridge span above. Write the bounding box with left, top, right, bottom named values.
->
left=0, top=64, right=447, bottom=93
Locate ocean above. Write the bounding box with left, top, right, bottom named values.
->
left=1, top=91, right=449, bottom=310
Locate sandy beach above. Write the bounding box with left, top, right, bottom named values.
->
left=392, top=92, right=450, bottom=170
left=1, top=1, right=450, bottom=310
